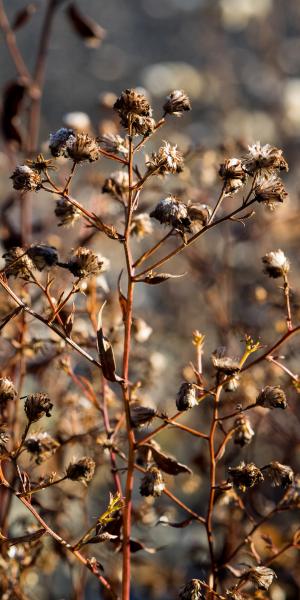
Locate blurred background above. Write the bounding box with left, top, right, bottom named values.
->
left=1, top=1, right=300, bottom=599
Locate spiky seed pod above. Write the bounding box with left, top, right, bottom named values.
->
left=114, top=88, right=152, bottom=130
left=242, top=142, right=288, bottom=175
left=66, top=133, right=100, bottom=162
left=219, top=158, right=247, bottom=195
left=130, top=405, right=157, bottom=428
left=256, top=385, right=287, bottom=409
left=130, top=213, right=153, bottom=238
left=211, top=348, right=240, bottom=376
left=146, top=141, right=184, bottom=175
left=139, top=466, right=165, bottom=497
left=55, top=198, right=81, bottom=227
left=254, top=175, right=288, bottom=208
left=262, top=249, right=290, bottom=278
left=164, top=90, right=191, bottom=117
left=11, top=165, right=42, bottom=191
left=234, top=415, right=255, bottom=447
left=228, top=462, right=264, bottom=491
left=244, top=566, right=276, bottom=590
left=27, top=244, right=59, bottom=271
left=0, top=378, right=17, bottom=411
left=49, top=127, right=74, bottom=157
left=66, top=457, right=95, bottom=484
left=24, top=393, right=53, bottom=422
left=264, top=461, right=294, bottom=487
left=24, top=433, right=59, bottom=464
left=2, top=247, right=35, bottom=280
left=98, top=133, right=128, bottom=155
left=179, top=579, right=203, bottom=599
left=150, top=196, right=190, bottom=230
left=176, top=383, right=198, bottom=411
left=66, top=247, right=108, bottom=279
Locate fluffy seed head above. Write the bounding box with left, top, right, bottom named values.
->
left=55, top=198, right=81, bottom=227
left=66, top=457, right=95, bottom=484
left=163, top=89, right=191, bottom=117
left=256, top=385, right=287, bottom=409
left=11, top=165, right=42, bottom=191
left=27, top=244, right=58, bottom=271
left=254, top=174, right=288, bottom=208
left=176, top=383, right=198, bottom=411
left=98, top=133, right=128, bottom=155
left=140, top=466, right=165, bottom=497
left=102, top=170, right=131, bottom=198
left=219, top=158, right=247, bottom=195
left=24, top=393, right=53, bottom=422
left=179, top=579, right=202, bottom=599
left=24, top=432, right=59, bottom=464
left=150, top=196, right=190, bottom=230
left=114, top=88, right=152, bottom=130
left=234, top=415, right=255, bottom=447
left=211, top=348, right=240, bottom=375
left=147, top=141, right=184, bottom=175
left=242, top=142, right=288, bottom=175
left=66, top=133, right=100, bottom=162
left=130, top=213, right=153, bottom=238
left=262, top=249, right=290, bottom=278
left=49, top=127, right=74, bottom=157
left=2, top=247, right=35, bottom=280
left=130, top=405, right=157, bottom=428
left=264, top=461, right=294, bottom=487
left=0, top=378, right=17, bottom=410
left=66, top=247, right=108, bottom=279
left=228, top=462, right=264, bottom=490
left=244, top=566, right=276, bottom=590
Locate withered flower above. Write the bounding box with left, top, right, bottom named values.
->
left=55, top=198, right=81, bottom=227
left=163, top=90, right=191, bottom=117
left=66, top=457, right=95, bottom=484
left=98, top=132, right=128, bottom=155
left=256, top=386, right=287, bottom=409
left=179, top=579, right=202, bottom=599
left=187, top=203, right=212, bottom=228
left=132, top=317, right=153, bottom=342
left=24, top=432, right=59, bottom=464
left=131, top=115, right=156, bottom=136
left=219, top=158, right=247, bottom=195
left=176, top=383, right=198, bottom=411
left=114, top=88, right=152, bottom=130
left=146, top=141, right=184, bottom=175
left=224, top=374, right=240, bottom=392
left=262, top=249, right=290, bottom=278
left=130, top=405, right=157, bottom=428
left=254, top=174, right=287, bottom=208
left=26, top=154, right=55, bottom=172
left=130, top=213, right=153, bottom=238
left=2, top=247, right=35, bottom=280
left=264, top=461, right=294, bottom=487
left=234, top=415, right=255, bottom=447
left=102, top=170, right=130, bottom=198
left=66, top=247, right=108, bottom=279
left=11, top=165, right=42, bottom=191
left=140, top=466, right=165, bottom=497
left=27, top=244, right=59, bottom=271
left=66, top=133, right=100, bottom=162
left=24, top=393, right=53, bottom=422
left=0, top=378, right=17, bottom=411
left=228, top=462, right=264, bottom=490
left=242, top=142, right=288, bottom=175
left=244, top=566, right=276, bottom=590
left=49, top=127, right=74, bottom=157
left=281, top=475, right=300, bottom=508
left=211, top=348, right=240, bottom=376
left=150, top=196, right=190, bottom=230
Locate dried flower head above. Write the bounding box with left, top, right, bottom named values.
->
left=130, top=405, right=157, bottom=428
left=224, top=374, right=240, bottom=392
left=256, top=386, right=287, bottom=409
left=254, top=174, right=288, bottom=209
left=228, top=462, right=264, bottom=491
left=132, top=317, right=153, bottom=342
left=264, top=461, right=294, bottom=487
left=11, top=165, right=42, bottom=191
left=150, top=196, right=190, bottom=230
left=114, top=88, right=152, bottom=130
left=49, top=127, right=74, bottom=157
left=131, top=115, right=156, bottom=136
left=24, top=432, right=59, bottom=464
left=130, top=213, right=153, bottom=238
left=102, top=170, right=130, bottom=198
left=244, top=566, right=276, bottom=590
left=242, top=142, right=288, bottom=175
left=26, top=154, right=55, bottom=172
left=281, top=474, right=300, bottom=508
left=176, top=383, right=198, bottom=411
left=98, top=133, right=128, bottom=155
left=219, top=158, right=247, bottom=195
left=211, top=348, right=240, bottom=375
left=27, top=244, right=59, bottom=271
left=262, top=249, right=290, bottom=278
left=0, top=377, right=17, bottom=411
left=66, top=133, right=100, bottom=162
left=24, top=393, right=53, bottom=422
left=187, top=204, right=212, bottom=228
left=234, top=415, right=255, bottom=447
left=66, top=247, right=108, bottom=279
left=2, top=247, right=35, bottom=280
left=147, top=141, right=184, bottom=175
left=66, top=457, right=95, bottom=484
left=179, top=579, right=203, bottom=599
left=164, top=90, right=191, bottom=117
left=140, top=466, right=165, bottom=497
left=55, top=198, right=81, bottom=227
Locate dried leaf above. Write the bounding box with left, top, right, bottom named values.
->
left=12, top=3, right=37, bottom=30
left=141, top=272, right=186, bottom=285
left=86, top=556, right=104, bottom=573
left=66, top=3, right=105, bottom=48
left=83, top=532, right=118, bottom=545
left=0, top=306, right=23, bottom=331
left=156, top=515, right=195, bottom=528
left=129, top=539, right=158, bottom=554
left=147, top=445, right=192, bottom=475
left=65, top=302, right=75, bottom=337
left=3, top=528, right=45, bottom=546
left=97, top=302, right=123, bottom=382
left=118, top=271, right=128, bottom=322
left=1, top=81, right=26, bottom=146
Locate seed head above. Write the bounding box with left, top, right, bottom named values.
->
left=228, top=462, right=264, bottom=491
left=49, top=127, right=74, bottom=157
left=27, top=244, right=59, bottom=271
left=234, top=415, right=255, bottom=447
left=130, top=213, right=153, bottom=238
left=179, top=579, right=202, bottom=599
left=147, top=141, right=184, bottom=175
left=66, top=133, right=100, bottom=162
left=66, top=247, right=108, bottom=279
left=254, top=174, right=287, bottom=209
left=0, top=378, right=17, bottom=411
left=211, top=348, right=240, bottom=376
left=24, top=432, right=59, bottom=465
left=242, top=142, right=288, bottom=175
left=132, top=317, right=153, bottom=343
left=98, top=133, right=128, bottom=155
left=244, top=566, right=276, bottom=590
left=176, top=383, right=198, bottom=411
left=256, top=385, right=287, bottom=409
left=131, top=115, right=156, bottom=136
left=130, top=405, right=157, bottom=428
left=140, top=466, right=165, bottom=497
left=163, top=90, right=191, bottom=117
left=24, top=393, right=53, bottom=422
left=281, top=474, right=300, bottom=508
left=102, top=170, right=131, bottom=198
left=187, top=204, right=212, bottom=228
left=224, top=374, right=240, bottom=392
left=2, top=247, right=35, bottom=280
left=114, top=88, right=152, bottom=130
left=150, top=196, right=190, bottom=230
left=66, top=456, right=96, bottom=484
left=219, top=158, right=247, bottom=195
left=55, top=198, right=81, bottom=227
left=264, top=461, right=294, bottom=487
left=262, top=249, right=289, bottom=278
left=11, top=165, right=42, bottom=191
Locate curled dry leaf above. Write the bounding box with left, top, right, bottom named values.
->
left=1, top=81, right=26, bottom=146
left=144, top=444, right=192, bottom=475
left=1, top=528, right=45, bottom=546
left=66, top=3, right=106, bottom=48
left=97, top=302, right=123, bottom=382
left=139, top=272, right=186, bottom=285
left=156, top=515, right=196, bottom=528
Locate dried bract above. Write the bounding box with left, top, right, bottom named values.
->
left=228, top=462, right=264, bottom=490
left=146, top=141, right=184, bottom=175
left=55, top=198, right=81, bottom=227
left=164, top=90, right=191, bottom=117
left=24, top=393, right=53, bottom=422
left=256, top=385, right=287, bottom=409
left=3, top=247, right=35, bottom=280
left=234, top=415, right=255, bottom=447
left=150, top=196, right=190, bottom=230
left=176, top=383, right=198, bottom=411
left=49, top=127, right=74, bottom=157
left=262, top=249, right=290, bottom=278
left=264, top=461, right=294, bottom=487
left=27, top=244, right=59, bottom=271
left=139, top=466, right=165, bottom=497
left=179, top=579, right=203, bottom=599
left=66, top=247, right=108, bottom=279
left=242, top=142, right=288, bottom=175
left=219, top=158, right=247, bottom=195
left=26, top=154, right=55, bottom=172
left=66, top=133, right=100, bottom=162
left=66, top=457, right=96, bottom=484
left=11, top=165, right=42, bottom=191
